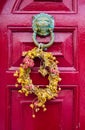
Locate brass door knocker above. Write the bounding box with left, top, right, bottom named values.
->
left=32, top=13, right=54, bottom=49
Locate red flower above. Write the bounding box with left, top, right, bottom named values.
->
left=50, top=68, right=59, bottom=74
left=25, top=85, right=34, bottom=89
left=23, top=57, right=34, bottom=67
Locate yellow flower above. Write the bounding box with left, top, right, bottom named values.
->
left=25, top=91, right=29, bottom=96
left=44, top=52, right=52, bottom=58
left=17, top=78, right=22, bottom=83
left=44, top=60, right=51, bottom=66
left=43, top=108, right=47, bottom=112
left=37, top=102, right=43, bottom=107
left=15, top=84, right=18, bottom=87
left=22, top=51, right=27, bottom=56
left=18, top=90, right=22, bottom=93
left=14, top=71, right=18, bottom=77
left=19, top=67, right=24, bottom=77
left=59, top=78, right=62, bottom=81
left=24, top=79, right=29, bottom=84
left=38, top=67, right=48, bottom=76
left=30, top=104, right=34, bottom=109
left=22, top=88, right=27, bottom=92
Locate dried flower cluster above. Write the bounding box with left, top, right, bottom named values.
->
left=14, top=47, right=61, bottom=118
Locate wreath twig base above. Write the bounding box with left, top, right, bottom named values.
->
left=14, top=47, right=61, bottom=118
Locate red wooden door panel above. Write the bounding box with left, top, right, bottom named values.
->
left=0, top=0, right=85, bottom=130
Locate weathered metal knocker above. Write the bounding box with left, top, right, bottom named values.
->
left=32, top=13, right=54, bottom=49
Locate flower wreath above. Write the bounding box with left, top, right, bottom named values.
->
left=14, top=47, right=61, bottom=118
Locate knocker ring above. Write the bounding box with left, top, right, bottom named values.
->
left=32, top=13, right=54, bottom=49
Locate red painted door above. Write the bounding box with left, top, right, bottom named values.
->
left=0, top=0, right=85, bottom=130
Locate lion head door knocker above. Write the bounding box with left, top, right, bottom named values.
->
left=14, top=13, right=61, bottom=118
left=32, top=13, right=54, bottom=50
